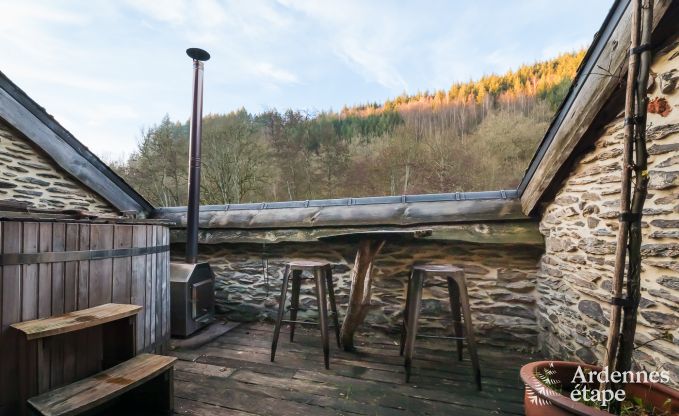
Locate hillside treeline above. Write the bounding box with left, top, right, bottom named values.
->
left=112, top=51, right=583, bottom=206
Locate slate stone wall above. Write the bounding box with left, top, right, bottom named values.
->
left=173, top=239, right=543, bottom=350
left=537, top=43, right=679, bottom=385
left=0, top=120, right=115, bottom=213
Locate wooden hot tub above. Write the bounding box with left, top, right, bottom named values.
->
left=0, top=217, right=171, bottom=415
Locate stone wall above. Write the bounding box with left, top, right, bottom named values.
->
left=0, top=120, right=115, bottom=213
left=537, top=42, right=679, bottom=385
left=172, top=239, right=543, bottom=350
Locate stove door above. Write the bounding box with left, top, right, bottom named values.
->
left=192, top=279, right=213, bottom=321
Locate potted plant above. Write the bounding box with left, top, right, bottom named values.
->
left=520, top=1, right=678, bottom=414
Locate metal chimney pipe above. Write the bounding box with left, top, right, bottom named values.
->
left=185, top=47, right=210, bottom=264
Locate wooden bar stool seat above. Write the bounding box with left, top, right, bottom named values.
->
left=271, top=260, right=341, bottom=369
left=399, top=264, right=482, bottom=390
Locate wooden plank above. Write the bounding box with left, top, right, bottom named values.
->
left=51, top=222, right=66, bottom=316
left=89, top=224, right=113, bottom=306
left=207, top=336, right=517, bottom=391
left=11, top=303, right=141, bottom=341
left=216, top=323, right=525, bottom=412
left=174, top=377, right=339, bottom=416
left=21, top=223, right=39, bottom=322
left=76, top=224, right=90, bottom=310
left=75, top=224, right=93, bottom=381
left=27, top=353, right=176, bottom=416
left=1, top=221, right=21, bottom=413
left=63, top=224, right=79, bottom=313
left=175, top=368, right=423, bottom=416
left=520, top=0, right=672, bottom=214
left=144, top=226, right=153, bottom=351
left=175, top=397, right=258, bottom=416
left=35, top=223, right=51, bottom=397
left=214, top=327, right=520, bottom=379
left=74, top=327, right=98, bottom=382
left=38, top=223, right=52, bottom=319
left=19, top=223, right=39, bottom=410
left=162, top=227, right=170, bottom=353
left=150, top=227, right=157, bottom=350
left=131, top=226, right=146, bottom=352
left=112, top=225, right=132, bottom=304
left=50, top=223, right=66, bottom=389
left=62, top=224, right=79, bottom=387
left=227, top=369, right=495, bottom=416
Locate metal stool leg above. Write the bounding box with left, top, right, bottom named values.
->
left=324, top=266, right=341, bottom=348
left=271, top=265, right=291, bottom=362
left=403, top=269, right=423, bottom=383
left=454, top=275, right=482, bottom=390
left=289, top=270, right=302, bottom=342
left=399, top=270, right=414, bottom=356
left=447, top=277, right=464, bottom=361
left=314, top=268, right=331, bottom=369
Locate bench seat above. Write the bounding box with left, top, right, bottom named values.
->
left=11, top=303, right=141, bottom=341
left=28, top=353, right=176, bottom=416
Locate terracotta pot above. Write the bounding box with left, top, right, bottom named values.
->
left=520, top=361, right=679, bottom=416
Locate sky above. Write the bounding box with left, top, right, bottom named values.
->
left=0, top=0, right=613, bottom=160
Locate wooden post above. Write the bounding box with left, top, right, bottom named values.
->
left=616, top=0, right=653, bottom=377
left=340, top=239, right=385, bottom=351
left=603, top=0, right=641, bottom=379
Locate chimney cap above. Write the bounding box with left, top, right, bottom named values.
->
left=186, top=48, right=210, bottom=61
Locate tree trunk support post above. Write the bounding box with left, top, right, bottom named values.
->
left=340, top=239, right=386, bottom=351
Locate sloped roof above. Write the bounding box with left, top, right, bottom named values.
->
left=0, top=71, right=153, bottom=215
left=518, top=0, right=677, bottom=214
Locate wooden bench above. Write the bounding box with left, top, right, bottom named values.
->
left=12, top=304, right=176, bottom=415
left=12, top=303, right=141, bottom=341
left=27, top=354, right=176, bottom=416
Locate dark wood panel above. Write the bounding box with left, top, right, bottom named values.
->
left=89, top=224, right=113, bottom=306
left=1, top=222, right=21, bottom=412
left=20, top=223, right=38, bottom=410
left=150, top=226, right=157, bottom=349
left=21, top=223, right=39, bottom=322
left=38, top=223, right=52, bottom=319
left=112, top=225, right=133, bottom=304
left=77, top=224, right=90, bottom=310
left=131, top=226, right=146, bottom=352
left=145, top=225, right=153, bottom=352
left=63, top=224, right=79, bottom=385
left=50, top=222, right=66, bottom=389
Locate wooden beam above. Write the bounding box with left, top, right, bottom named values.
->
left=156, top=198, right=528, bottom=230
left=169, top=221, right=543, bottom=246
left=0, top=73, right=153, bottom=214
left=519, top=0, right=672, bottom=215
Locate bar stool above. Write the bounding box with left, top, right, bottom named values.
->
left=271, top=260, right=341, bottom=369
left=399, top=264, right=481, bottom=390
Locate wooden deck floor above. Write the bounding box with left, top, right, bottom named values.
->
left=170, top=322, right=539, bottom=415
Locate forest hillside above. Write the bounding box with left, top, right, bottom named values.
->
left=111, top=50, right=585, bottom=206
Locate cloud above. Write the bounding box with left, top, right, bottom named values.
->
left=123, top=0, right=188, bottom=25
left=253, top=62, right=299, bottom=85
left=0, top=0, right=613, bottom=157
left=278, top=0, right=409, bottom=91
